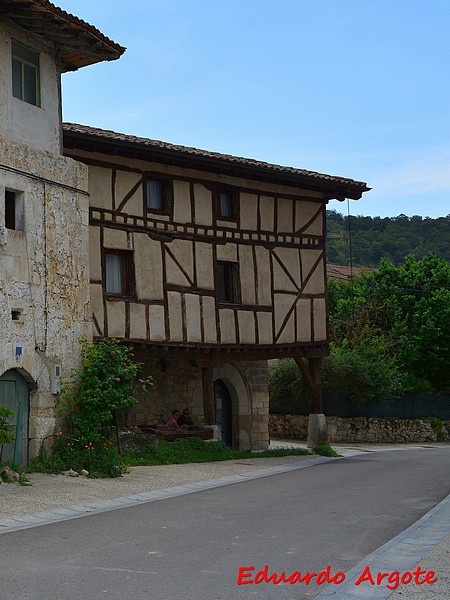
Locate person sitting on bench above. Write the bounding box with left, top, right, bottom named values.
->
left=177, top=408, right=194, bottom=429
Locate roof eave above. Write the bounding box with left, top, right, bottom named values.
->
left=63, top=129, right=370, bottom=200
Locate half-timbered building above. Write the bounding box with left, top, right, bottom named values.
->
left=1, top=0, right=369, bottom=462
left=63, top=124, right=369, bottom=449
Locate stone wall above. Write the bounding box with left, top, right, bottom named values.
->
left=269, top=414, right=449, bottom=444
left=133, top=356, right=269, bottom=451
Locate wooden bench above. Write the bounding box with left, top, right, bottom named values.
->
left=141, top=426, right=214, bottom=442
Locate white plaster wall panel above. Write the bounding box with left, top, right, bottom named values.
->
left=103, top=227, right=128, bottom=249
left=134, top=234, right=163, bottom=299
left=313, top=298, right=327, bottom=341
left=130, top=303, right=147, bottom=340
left=254, top=246, right=272, bottom=305
left=216, top=219, right=237, bottom=229
left=106, top=301, right=125, bottom=337
left=165, top=239, right=194, bottom=286
left=259, top=196, right=274, bottom=231
left=90, top=284, right=104, bottom=334
left=173, top=181, right=192, bottom=224
left=149, top=304, right=165, bottom=341
left=296, top=298, right=312, bottom=342
left=89, top=226, right=102, bottom=280
left=301, top=250, right=325, bottom=294
left=2, top=25, right=62, bottom=154
left=238, top=311, right=255, bottom=344
left=272, top=248, right=300, bottom=292
left=238, top=245, right=255, bottom=304
left=115, top=171, right=142, bottom=216
left=193, top=184, right=212, bottom=225
left=277, top=198, right=293, bottom=233
left=216, top=243, right=237, bottom=262
left=219, top=309, right=236, bottom=344
left=202, top=296, right=217, bottom=343
left=295, top=201, right=323, bottom=235
left=195, top=242, right=214, bottom=289
left=88, top=166, right=111, bottom=209
left=257, top=312, right=273, bottom=345
left=240, top=192, right=258, bottom=230
left=185, top=294, right=202, bottom=342
left=274, top=293, right=295, bottom=344
left=168, top=292, right=183, bottom=341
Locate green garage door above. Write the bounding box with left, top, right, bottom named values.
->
left=0, top=370, right=30, bottom=467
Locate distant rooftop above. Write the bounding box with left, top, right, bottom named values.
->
left=0, top=0, right=125, bottom=70
left=327, top=264, right=373, bottom=279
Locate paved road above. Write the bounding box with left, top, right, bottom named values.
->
left=2, top=448, right=450, bottom=600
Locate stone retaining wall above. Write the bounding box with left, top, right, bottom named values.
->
left=269, top=414, right=450, bottom=443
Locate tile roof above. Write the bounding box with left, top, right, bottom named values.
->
left=0, top=0, right=125, bottom=69
left=326, top=264, right=373, bottom=279
left=63, top=123, right=370, bottom=199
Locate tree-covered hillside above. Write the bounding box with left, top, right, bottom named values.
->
left=326, top=210, right=450, bottom=267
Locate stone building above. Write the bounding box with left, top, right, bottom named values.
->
left=0, top=0, right=124, bottom=464
left=0, top=0, right=369, bottom=464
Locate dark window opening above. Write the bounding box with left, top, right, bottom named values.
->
left=5, top=191, right=16, bottom=230
left=217, top=261, right=239, bottom=303
left=145, top=178, right=171, bottom=213
left=12, top=39, right=40, bottom=106
left=214, top=190, right=237, bottom=220
left=11, top=309, right=22, bottom=321
left=104, top=250, right=135, bottom=297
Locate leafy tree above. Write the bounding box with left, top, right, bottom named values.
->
left=329, top=253, right=450, bottom=393
left=326, top=210, right=450, bottom=266
left=269, top=340, right=403, bottom=411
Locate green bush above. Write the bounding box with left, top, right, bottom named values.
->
left=0, top=404, right=15, bottom=463
left=313, top=443, right=340, bottom=457
left=269, top=341, right=404, bottom=411
left=39, top=338, right=153, bottom=478
left=29, top=436, right=124, bottom=478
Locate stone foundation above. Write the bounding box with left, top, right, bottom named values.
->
left=269, top=414, right=449, bottom=444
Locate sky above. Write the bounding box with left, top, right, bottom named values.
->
left=56, top=0, right=450, bottom=219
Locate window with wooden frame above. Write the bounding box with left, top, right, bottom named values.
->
left=145, top=177, right=171, bottom=213
left=216, top=261, right=240, bottom=304
left=12, top=39, right=40, bottom=106
left=104, top=250, right=135, bottom=297
left=214, top=189, right=238, bottom=220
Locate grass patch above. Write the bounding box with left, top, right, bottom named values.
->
left=123, top=438, right=310, bottom=467
left=313, top=442, right=340, bottom=457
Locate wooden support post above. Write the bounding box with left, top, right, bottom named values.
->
left=202, top=366, right=215, bottom=425
left=294, top=356, right=323, bottom=414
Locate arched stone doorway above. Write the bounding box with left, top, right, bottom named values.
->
left=214, top=379, right=233, bottom=446
left=0, top=369, right=30, bottom=467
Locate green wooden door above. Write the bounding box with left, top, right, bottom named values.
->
left=0, top=370, right=30, bottom=467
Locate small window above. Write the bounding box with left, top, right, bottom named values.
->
left=5, top=190, right=24, bottom=230
left=12, top=39, right=40, bottom=106
left=217, top=261, right=240, bottom=303
left=214, top=190, right=237, bottom=220
left=145, top=178, right=171, bottom=213
left=104, top=250, right=135, bottom=297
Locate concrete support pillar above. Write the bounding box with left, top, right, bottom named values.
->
left=307, top=413, right=328, bottom=448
